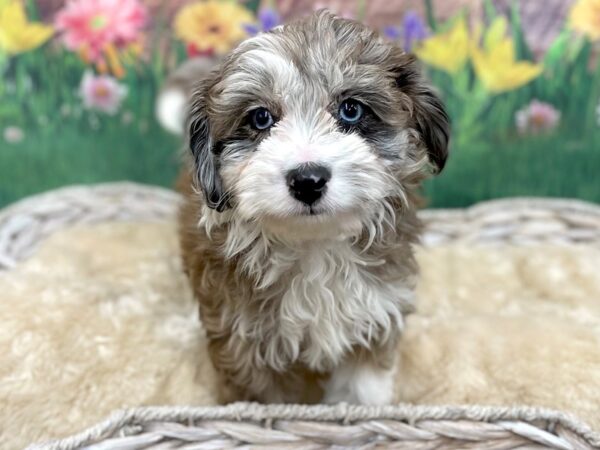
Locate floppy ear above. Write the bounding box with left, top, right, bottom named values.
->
left=187, top=92, right=230, bottom=212
left=394, top=53, right=450, bottom=173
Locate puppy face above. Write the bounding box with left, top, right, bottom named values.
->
left=188, top=12, right=449, bottom=239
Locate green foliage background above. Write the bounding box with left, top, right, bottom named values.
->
left=0, top=0, right=598, bottom=208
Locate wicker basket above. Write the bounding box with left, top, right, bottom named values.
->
left=1, top=183, right=599, bottom=449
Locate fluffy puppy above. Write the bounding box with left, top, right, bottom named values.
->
left=178, top=11, right=449, bottom=405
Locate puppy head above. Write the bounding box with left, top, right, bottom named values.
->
left=188, top=12, right=449, bottom=239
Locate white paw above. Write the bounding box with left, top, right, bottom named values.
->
left=323, top=361, right=395, bottom=405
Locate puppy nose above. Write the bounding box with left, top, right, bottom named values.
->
left=286, top=164, right=331, bottom=205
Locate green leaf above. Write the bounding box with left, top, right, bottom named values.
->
left=544, top=31, right=571, bottom=68
left=424, top=0, right=438, bottom=32
left=24, top=0, right=40, bottom=21
left=570, top=37, right=591, bottom=67
left=510, top=0, right=533, bottom=60
left=245, top=0, right=261, bottom=13
left=484, top=17, right=508, bottom=51
left=483, top=0, right=497, bottom=22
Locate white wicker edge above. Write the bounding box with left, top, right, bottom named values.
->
left=0, top=183, right=181, bottom=270
left=1, top=183, right=600, bottom=449
left=2, top=182, right=599, bottom=271
left=28, top=403, right=600, bottom=450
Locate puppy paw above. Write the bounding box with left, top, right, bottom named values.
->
left=323, top=361, right=395, bottom=405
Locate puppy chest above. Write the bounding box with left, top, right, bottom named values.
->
left=257, top=244, right=411, bottom=371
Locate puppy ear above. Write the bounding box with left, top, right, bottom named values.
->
left=394, top=53, right=450, bottom=173
left=188, top=94, right=230, bottom=212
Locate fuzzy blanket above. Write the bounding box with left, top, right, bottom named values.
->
left=2, top=222, right=600, bottom=448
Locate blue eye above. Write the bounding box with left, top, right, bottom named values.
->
left=339, top=99, right=364, bottom=125
left=249, top=108, right=275, bottom=130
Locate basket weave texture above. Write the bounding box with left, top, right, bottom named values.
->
left=1, top=183, right=599, bottom=449
left=28, top=403, right=600, bottom=450
left=2, top=183, right=599, bottom=271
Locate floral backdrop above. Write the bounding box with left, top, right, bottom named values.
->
left=0, top=0, right=598, bottom=207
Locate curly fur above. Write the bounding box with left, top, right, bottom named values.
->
left=177, top=12, right=449, bottom=404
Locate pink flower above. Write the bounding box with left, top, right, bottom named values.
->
left=3, top=126, right=24, bottom=144
left=79, top=71, right=127, bottom=115
left=515, top=100, right=561, bottom=135
left=55, top=0, right=146, bottom=66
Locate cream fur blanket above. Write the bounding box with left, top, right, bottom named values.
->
left=2, top=222, right=600, bottom=448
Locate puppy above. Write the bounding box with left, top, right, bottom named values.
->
left=177, top=11, right=449, bottom=405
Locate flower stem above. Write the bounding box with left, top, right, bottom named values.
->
left=424, top=0, right=437, bottom=31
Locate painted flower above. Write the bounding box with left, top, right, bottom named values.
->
left=79, top=70, right=127, bottom=115
left=384, top=11, right=428, bottom=52
left=3, top=125, right=24, bottom=143
left=383, top=26, right=401, bottom=41
left=470, top=18, right=543, bottom=94
left=175, top=1, right=253, bottom=55
left=55, top=0, right=147, bottom=77
left=0, top=0, right=53, bottom=55
left=244, top=8, right=280, bottom=36
left=570, top=0, right=600, bottom=40
left=515, top=100, right=561, bottom=135
left=402, top=11, right=428, bottom=52
left=414, top=17, right=469, bottom=74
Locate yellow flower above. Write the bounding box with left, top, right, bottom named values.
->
left=414, top=17, right=469, bottom=75
left=0, top=0, right=53, bottom=54
left=470, top=19, right=543, bottom=94
left=570, top=0, right=600, bottom=40
left=483, top=16, right=508, bottom=51
left=174, top=0, right=253, bottom=54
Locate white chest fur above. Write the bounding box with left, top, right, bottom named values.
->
left=232, top=238, right=414, bottom=373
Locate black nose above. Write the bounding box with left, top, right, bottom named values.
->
left=286, top=164, right=331, bottom=206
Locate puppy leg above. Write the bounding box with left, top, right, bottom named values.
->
left=211, top=340, right=315, bottom=404
left=323, top=348, right=397, bottom=405
left=214, top=355, right=289, bottom=404
left=222, top=367, right=321, bottom=404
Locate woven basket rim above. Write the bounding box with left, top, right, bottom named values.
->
left=0, top=182, right=182, bottom=220
left=3, top=182, right=598, bottom=270
left=420, top=196, right=600, bottom=218
left=3, top=182, right=600, bottom=217
left=29, top=402, right=600, bottom=450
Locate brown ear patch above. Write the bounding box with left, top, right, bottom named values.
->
left=393, top=54, right=450, bottom=173
left=188, top=93, right=230, bottom=212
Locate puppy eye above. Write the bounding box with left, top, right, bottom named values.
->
left=338, top=99, right=364, bottom=125
left=249, top=107, right=275, bottom=131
